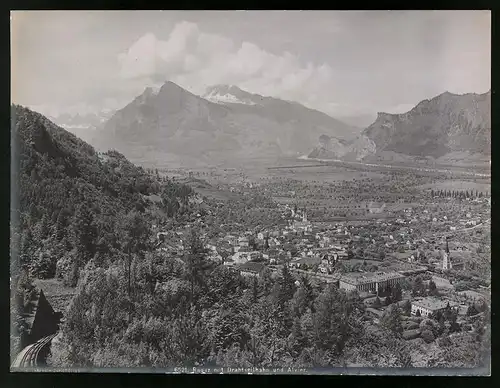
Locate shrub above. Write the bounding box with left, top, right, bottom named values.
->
left=421, top=329, right=435, bottom=344
left=437, top=336, right=452, bottom=347
left=402, top=329, right=421, bottom=341
left=420, top=319, right=439, bottom=336
left=421, top=329, right=435, bottom=343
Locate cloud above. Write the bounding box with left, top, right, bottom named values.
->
left=117, top=21, right=345, bottom=116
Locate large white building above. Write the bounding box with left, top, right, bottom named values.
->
left=339, top=271, right=405, bottom=294
left=411, top=297, right=459, bottom=318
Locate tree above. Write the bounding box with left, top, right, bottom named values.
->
left=380, top=305, right=403, bottom=335
left=312, top=285, right=363, bottom=357
left=421, top=329, right=435, bottom=343
left=71, top=201, right=97, bottom=267
left=448, top=310, right=461, bottom=333
left=385, top=295, right=393, bottom=306
left=171, top=306, right=210, bottom=366
left=259, top=267, right=273, bottom=296
left=428, top=279, right=438, bottom=296
left=291, top=275, right=315, bottom=316
left=120, top=210, right=151, bottom=298
left=55, top=209, right=70, bottom=241
left=437, top=313, right=446, bottom=335
left=467, top=304, right=478, bottom=317
left=391, top=283, right=403, bottom=302
left=373, top=296, right=382, bottom=309
left=443, top=302, right=453, bottom=321
left=183, top=229, right=212, bottom=306
left=288, top=317, right=307, bottom=358
left=412, top=276, right=425, bottom=297
left=251, top=276, right=259, bottom=304
left=415, top=309, right=421, bottom=317
left=278, top=265, right=296, bottom=305
left=402, top=299, right=411, bottom=315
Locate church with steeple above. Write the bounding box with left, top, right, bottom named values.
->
left=292, top=207, right=312, bottom=233
left=442, top=239, right=452, bottom=270
left=441, top=238, right=465, bottom=271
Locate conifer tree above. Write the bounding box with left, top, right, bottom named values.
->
left=278, top=265, right=296, bottom=305
left=72, top=201, right=97, bottom=265
left=121, top=210, right=151, bottom=297
left=381, top=305, right=403, bottom=335
left=252, top=276, right=259, bottom=304
left=402, top=299, right=411, bottom=315
left=183, top=228, right=212, bottom=305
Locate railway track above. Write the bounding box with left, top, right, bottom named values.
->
left=11, top=333, right=56, bottom=369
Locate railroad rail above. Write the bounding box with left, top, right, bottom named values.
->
left=11, top=333, right=56, bottom=369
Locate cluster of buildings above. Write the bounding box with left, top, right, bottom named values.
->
left=152, top=199, right=487, bottom=327
left=153, top=203, right=472, bottom=280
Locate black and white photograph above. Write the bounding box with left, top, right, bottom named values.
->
left=10, top=10, right=491, bottom=375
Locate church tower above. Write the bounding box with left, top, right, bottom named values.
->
left=442, top=239, right=452, bottom=270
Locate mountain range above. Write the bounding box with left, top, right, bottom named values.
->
left=46, top=110, right=116, bottom=144
left=33, top=81, right=491, bottom=168
left=308, top=90, right=491, bottom=165
left=92, top=82, right=361, bottom=167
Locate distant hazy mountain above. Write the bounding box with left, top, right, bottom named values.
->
left=335, top=113, right=377, bottom=129
left=94, top=81, right=360, bottom=166
left=47, top=110, right=116, bottom=144
left=308, top=90, right=491, bottom=165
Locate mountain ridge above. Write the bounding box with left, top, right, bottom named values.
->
left=93, top=81, right=360, bottom=167
left=308, top=90, right=491, bottom=164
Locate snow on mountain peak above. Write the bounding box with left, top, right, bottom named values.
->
left=203, top=85, right=257, bottom=106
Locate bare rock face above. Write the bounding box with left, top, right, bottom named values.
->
left=362, top=90, right=490, bottom=159
left=308, top=90, right=490, bottom=164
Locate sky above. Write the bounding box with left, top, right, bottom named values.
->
left=11, top=11, right=491, bottom=124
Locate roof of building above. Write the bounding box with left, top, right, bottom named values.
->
left=340, top=271, right=405, bottom=286
left=293, top=256, right=321, bottom=265
left=391, top=251, right=416, bottom=260
left=412, top=297, right=458, bottom=311
left=238, top=262, right=266, bottom=273
left=458, top=290, right=485, bottom=300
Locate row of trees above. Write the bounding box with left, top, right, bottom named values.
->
left=431, top=189, right=487, bottom=199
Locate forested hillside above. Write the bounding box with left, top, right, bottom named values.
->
left=11, top=105, right=193, bottom=284
left=10, top=105, right=195, bottom=355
